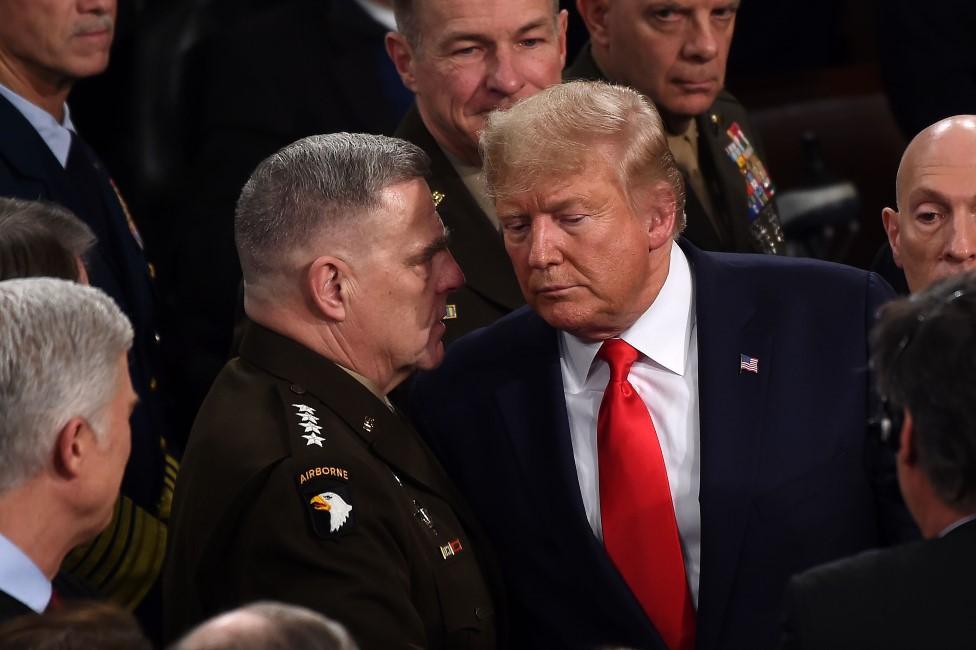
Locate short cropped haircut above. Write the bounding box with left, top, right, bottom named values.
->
left=0, top=278, right=133, bottom=492
left=393, top=0, right=560, bottom=48
left=0, top=197, right=95, bottom=281
left=872, top=271, right=976, bottom=511
left=235, top=133, right=429, bottom=291
left=171, top=601, right=358, bottom=650
left=480, top=80, right=687, bottom=233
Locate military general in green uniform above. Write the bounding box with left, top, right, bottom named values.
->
left=162, top=133, right=501, bottom=649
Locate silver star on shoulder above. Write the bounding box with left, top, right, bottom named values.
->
left=302, top=431, right=326, bottom=447
left=293, top=404, right=325, bottom=446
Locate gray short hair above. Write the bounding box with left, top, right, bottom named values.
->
left=0, top=278, right=133, bottom=492
left=0, top=197, right=96, bottom=281
left=481, top=80, right=687, bottom=234
left=235, top=133, right=429, bottom=290
left=393, top=0, right=560, bottom=48
left=171, top=601, right=358, bottom=650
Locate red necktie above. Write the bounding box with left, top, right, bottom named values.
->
left=597, top=338, right=695, bottom=650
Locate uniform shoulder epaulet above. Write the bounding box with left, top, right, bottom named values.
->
left=274, top=383, right=357, bottom=539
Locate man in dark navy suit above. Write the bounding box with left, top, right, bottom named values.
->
left=409, top=80, right=916, bottom=650
left=783, top=271, right=976, bottom=650
left=0, top=0, right=173, bottom=634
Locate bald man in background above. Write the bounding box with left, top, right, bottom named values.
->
left=877, top=115, right=976, bottom=294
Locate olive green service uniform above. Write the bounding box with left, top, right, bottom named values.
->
left=162, top=321, right=500, bottom=649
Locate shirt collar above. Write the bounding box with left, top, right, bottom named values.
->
left=0, top=82, right=74, bottom=167
left=939, top=512, right=976, bottom=538
left=0, top=532, right=52, bottom=613
left=337, top=365, right=394, bottom=411
left=561, top=241, right=695, bottom=390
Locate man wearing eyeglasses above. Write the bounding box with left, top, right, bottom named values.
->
left=783, top=271, right=976, bottom=649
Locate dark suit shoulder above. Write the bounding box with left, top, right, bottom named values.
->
left=685, top=242, right=890, bottom=298
left=784, top=523, right=976, bottom=649
left=430, top=307, right=550, bottom=376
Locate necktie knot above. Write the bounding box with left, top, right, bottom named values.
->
left=598, top=338, right=639, bottom=383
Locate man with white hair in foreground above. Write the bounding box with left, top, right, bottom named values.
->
left=0, top=278, right=136, bottom=623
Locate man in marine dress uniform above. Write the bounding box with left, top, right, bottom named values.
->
left=568, top=0, right=785, bottom=254
left=386, top=0, right=569, bottom=342
left=163, top=133, right=500, bottom=649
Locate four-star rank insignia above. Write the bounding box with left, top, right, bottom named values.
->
left=292, top=403, right=325, bottom=447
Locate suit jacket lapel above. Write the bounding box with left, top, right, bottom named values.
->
left=0, top=94, right=79, bottom=206
left=493, top=315, right=590, bottom=536
left=396, top=107, right=523, bottom=313
left=683, top=240, right=771, bottom=648
left=492, top=312, right=658, bottom=636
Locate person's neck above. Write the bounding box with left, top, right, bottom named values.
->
left=0, top=485, right=75, bottom=579
left=0, top=58, right=72, bottom=122
left=249, top=307, right=402, bottom=397
left=917, top=501, right=976, bottom=539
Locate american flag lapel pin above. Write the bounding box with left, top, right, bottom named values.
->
left=739, top=353, right=759, bottom=374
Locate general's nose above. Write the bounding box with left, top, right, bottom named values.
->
left=438, top=250, right=465, bottom=293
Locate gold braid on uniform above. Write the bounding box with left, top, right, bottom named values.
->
left=60, top=451, right=178, bottom=609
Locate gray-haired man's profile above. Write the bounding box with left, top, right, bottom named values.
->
left=0, top=278, right=136, bottom=623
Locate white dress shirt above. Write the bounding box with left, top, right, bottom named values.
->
left=0, top=82, right=74, bottom=168
left=0, top=532, right=52, bottom=613
left=560, top=241, right=702, bottom=604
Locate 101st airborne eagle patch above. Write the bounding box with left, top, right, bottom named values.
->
left=297, top=466, right=354, bottom=538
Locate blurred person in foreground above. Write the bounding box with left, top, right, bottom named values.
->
left=0, top=600, right=151, bottom=650
left=170, top=601, right=357, bottom=650
left=163, top=133, right=500, bottom=648
left=0, top=279, right=136, bottom=623
left=783, top=271, right=976, bottom=649
left=408, top=80, right=915, bottom=650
